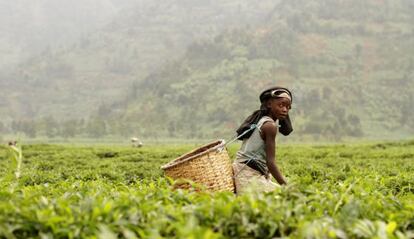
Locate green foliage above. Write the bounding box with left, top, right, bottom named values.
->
left=2, top=0, right=414, bottom=141
left=0, top=141, right=413, bottom=238
left=0, top=142, right=23, bottom=194
left=0, top=0, right=277, bottom=121
left=100, top=0, right=414, bottom=140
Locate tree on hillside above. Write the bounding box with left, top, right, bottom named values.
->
left=0, top=122, right=6, bottom=134
left=86, top=118, right=106, bottom=138
left=11, top=120, right=37, bottom=138
left=400, top=94, right=414, bottom=130
left=61, top=120, right=78, bottom=138
left=43, top=116, right=60, bottom=138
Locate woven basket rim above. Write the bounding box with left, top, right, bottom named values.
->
left=161, top=139, right=225, bottom=170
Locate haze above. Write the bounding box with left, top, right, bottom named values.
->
left=1, top=0, right=413, bottom=142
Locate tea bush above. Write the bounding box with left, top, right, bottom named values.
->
left=0, top=141, right=413, bottom=238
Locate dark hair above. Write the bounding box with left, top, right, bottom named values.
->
left=236, top=86, right=293, bottom=140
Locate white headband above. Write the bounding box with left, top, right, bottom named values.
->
left=277, top=92, right=291, bottom=101
left=270, top=89, right=291, bottom=101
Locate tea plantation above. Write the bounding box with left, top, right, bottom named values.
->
left=0, top=141, right=413, bottom=238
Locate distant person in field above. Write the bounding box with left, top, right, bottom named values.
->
left=131, top=137, right=143, bottom=148
left=233, top=86, right=293, bottom=194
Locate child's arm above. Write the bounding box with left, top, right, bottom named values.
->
left=262, top=122, right=287, bottom=185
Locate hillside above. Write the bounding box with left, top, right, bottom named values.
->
left=104, top=0, right=414, bottom=140
left=4, top=0, right=414, bottom=140
left=0, top=0, right=130, bottom=71
left=1, top=0, right=278, bottom=122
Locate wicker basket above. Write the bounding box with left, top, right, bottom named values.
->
left=161, top=139, right=235, bottom=192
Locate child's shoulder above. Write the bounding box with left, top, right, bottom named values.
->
left=259, top=116, right=275, bottom=124
left=258, top=116, right=276, bottom=131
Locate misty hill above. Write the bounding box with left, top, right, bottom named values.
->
left=1, top=0, right=278, bottom=122
left=3, top=0, right=414, bottom=141
left=103, top=0, right=414, bottom=140
left=0, top=0, right=134, bottom=71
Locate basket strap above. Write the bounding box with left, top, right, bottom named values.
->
left=224, top=124, right=257, bottom=147
left=219, top=124, right=258, bottom=179
left=232, top=157, right=256, bottom=179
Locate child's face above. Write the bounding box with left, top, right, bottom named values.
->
left=267, top=98, right=291, bottom=120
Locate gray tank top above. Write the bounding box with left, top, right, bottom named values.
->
left=235, top=116, right=278, bottom=174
